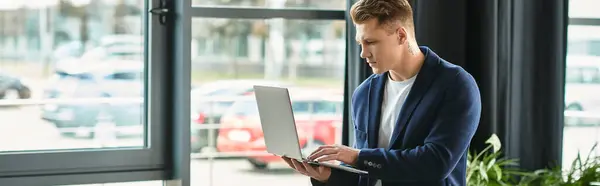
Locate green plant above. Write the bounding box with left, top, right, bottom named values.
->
left=519, top=143, right=600, bottom=186
left=467, top=134, right=531, bottom=186
left=467, top=133, right=600, bottom=186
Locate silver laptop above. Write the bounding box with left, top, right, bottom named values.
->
left=253, top=85, right=368, bottom=175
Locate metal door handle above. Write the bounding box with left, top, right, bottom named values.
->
left=148, top=0, right=169, bottom=25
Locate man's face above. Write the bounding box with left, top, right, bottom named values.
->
left=355, top=19, right=407, bottom=74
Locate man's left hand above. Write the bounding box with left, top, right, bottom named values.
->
left=307, top=144, right=360, bottom=166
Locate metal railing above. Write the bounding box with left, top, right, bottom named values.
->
left=564, top=110, right=600, bottom=127
left=187, top=110, right=600, bottom=158
left=1, top=97, right=598, bottom=158
left=564, top=110, right=600, bottom=119
left=0, top=97, right=143, bottom=106
left=189, top=121, right=343, bottom=159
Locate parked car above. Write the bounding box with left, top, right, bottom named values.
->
left=40, top=61, right=144, bottom=138
left=191, top=79, right=293, bottom=97
left=52, top=34, right=143, bottom=68
left=190, top=79, right=293, bottom=153
left=215, top=89, right=343, bottom=169
left=54, top=45, right=143, bottom=70
left=0, top=72, right=31, bottom=103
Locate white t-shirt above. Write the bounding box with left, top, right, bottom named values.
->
left=375, top=73, right=416, bottom=186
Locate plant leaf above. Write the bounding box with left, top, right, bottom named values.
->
left=493, top=164, right=503, bottom=181
left=485, top=133, right=502, bottom=153
left=487, top=158, right=496, bottom=170
left=479, top=161, right=488, bottom=181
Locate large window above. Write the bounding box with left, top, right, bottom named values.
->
left=563, top=0, right=600, bottom=170
left=0, top=0, right=173, bottom=185
left=0, top=0, right=349, bottom=185
left=188, top=2, right=346, bottom=185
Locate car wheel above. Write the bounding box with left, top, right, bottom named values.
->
left=248, top=159, right=268, bottom=170
left=0, top=89, right=20, bottom=101
left=2, top=89, right=20, bottom=100
left=18, top=86, right=31, bottom=99
left=0, top=89, right=22, bottom=108
left=91, top=108, right=117, bottom=140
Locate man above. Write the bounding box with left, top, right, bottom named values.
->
left=281, top=0, right=482, bottom=185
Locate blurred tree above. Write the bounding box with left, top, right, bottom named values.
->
left=0, top=12, right=4, bottom=46
left=189, top=0, right=344, bottom=79
left=333, top=21, right=344, bottom=38
left=58, top=0, right=88, bottom=51
left=58, top=0, right=78, bottom=17
left=114, top=0, right=141, bottom=34
left=0, top=9, right=26, bottom=62
left=250, top=20, right=269, bottom=38
left=219, top=19, right=251, bottom=77
left=0, top=9, right=25, bottom=40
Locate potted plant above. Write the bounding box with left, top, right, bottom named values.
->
left=467, top=134, right=600, bottom=186
left=467, top=134, right=531, bottom=186
left=518, top=144, right=600, bottom=186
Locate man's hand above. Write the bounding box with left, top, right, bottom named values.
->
left=282, top=156, right=331, bottom=182
left=307, top=144, right=360, bottom=166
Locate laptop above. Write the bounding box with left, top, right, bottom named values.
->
left=252, top=85, right=368, bottom=175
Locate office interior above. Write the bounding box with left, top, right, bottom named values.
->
left=0, top=0, right=598, bottom=185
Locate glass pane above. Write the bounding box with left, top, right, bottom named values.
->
left=569, top=0, right=600, bottom=18
left=0, top=0, right=146, bottom=152
left=190, top=18, right=345, bottom=186
left=192, top=0, right=346, bottom=10
left=567, top=26, right=600, bottom=57
left=563, top=25, right=600, bottom=171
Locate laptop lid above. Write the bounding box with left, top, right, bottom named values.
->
left=253, top=85, right=305, bottom=160
left=253, top=85, right=369, bottom=175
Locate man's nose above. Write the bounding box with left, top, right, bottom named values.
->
left=360, top=48, right=370, bottom=59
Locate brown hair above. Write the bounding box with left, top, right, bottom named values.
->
left=350, top=0, right=414, bottom=31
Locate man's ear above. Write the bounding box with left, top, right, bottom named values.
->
left=396, top=27, right=408, bottom=45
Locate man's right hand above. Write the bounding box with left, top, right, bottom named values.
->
left=282, top=156, right=331, bottom=182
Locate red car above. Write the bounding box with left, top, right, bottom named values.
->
left=190, top=80, right=293, bottom=152
left=216, top=89, right=343, bottom=169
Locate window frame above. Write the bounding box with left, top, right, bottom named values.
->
left=0, top=0, right=356, bottom=185
left=191, top=6, right=344, bottom=19
left=188, top=2, right=349, bottom=150
left=188, top=2, right=357, bottom=186
left=0, top=0, right=176, bottom=184
left=562, top=6, right=600, bottom=170
left=570, top=18, right=600, bottom=26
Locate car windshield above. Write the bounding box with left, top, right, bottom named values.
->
left=105, top=52, right=143, bottom=60
left=227, top=100, right=259, bottom=116
left=53, top=71, right=94, bottom=81
left=205, top=87, right=251, bottom=96
left=292, top=101, right=310, bottom=114
left=313, top=101, right=340, bottom=114
left=105, top=71, right=144, bottom=81
left=79, top=45, right=143, bottom=61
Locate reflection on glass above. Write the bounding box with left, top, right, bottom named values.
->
left=563, top=25, right=600, bottom=171
left=192, top=0, right=346, bottom=10
left=0, top=0, right=146, bottom=152
left=190, top=18, right=345, bottom=186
